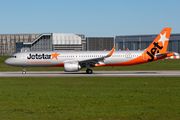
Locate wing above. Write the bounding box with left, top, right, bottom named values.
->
left=79, top=46, right=116, bottom=66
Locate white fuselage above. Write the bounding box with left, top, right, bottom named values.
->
left=5, top=50, right=144, bottom=67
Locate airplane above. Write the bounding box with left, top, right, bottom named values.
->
left=5, top=28, right=174, bottom=74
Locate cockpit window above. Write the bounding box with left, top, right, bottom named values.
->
left=10, top=56, right=17, bottom=58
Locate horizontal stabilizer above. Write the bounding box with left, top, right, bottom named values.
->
left=155, top=52, right=174, bottom=58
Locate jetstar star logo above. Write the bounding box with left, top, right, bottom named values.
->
left=158, top=32, right=169, bottom=46
left=51, top=52, right=60, bottom=60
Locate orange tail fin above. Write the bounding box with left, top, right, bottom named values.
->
left=145, top=28, right=172, bottom=61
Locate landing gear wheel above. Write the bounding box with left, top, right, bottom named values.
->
left=86, top=69, right=92, bottom=74
left=22, top=67, right=26, bottom=74
left=22, top=71, right=26, bottom=74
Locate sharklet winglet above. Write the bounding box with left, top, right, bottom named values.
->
left=108, top=46, right=116, bottom=56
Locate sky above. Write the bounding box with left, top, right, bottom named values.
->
left=0, top=0, right=180, bottom=37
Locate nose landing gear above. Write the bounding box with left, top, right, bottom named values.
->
left=22, top=67, right=26, bottom=74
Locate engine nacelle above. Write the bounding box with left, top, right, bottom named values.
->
left=64, top=62, right=81, bottom=72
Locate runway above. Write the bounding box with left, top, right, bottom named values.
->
left=0, top=71, right=180, bottom=77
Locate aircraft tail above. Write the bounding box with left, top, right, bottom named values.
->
left=145, top=28, right=173, bottom=62
left=146, top=28, right=171, bottom=53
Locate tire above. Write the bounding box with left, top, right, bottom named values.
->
left=22, top=71, right=26, bottom=74
left=86, top=69, right=92, bottom=74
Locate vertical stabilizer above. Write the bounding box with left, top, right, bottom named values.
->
left=146, top=28, right=171, bottom=53
left=144, top=28, right=172, bottom=62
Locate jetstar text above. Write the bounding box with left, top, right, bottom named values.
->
left=146, top=42, right=163, bottom=62
left=27, top=54, right=51, bottom=59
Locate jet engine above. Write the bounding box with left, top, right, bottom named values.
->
left=64, top=61, right=82, bottom=72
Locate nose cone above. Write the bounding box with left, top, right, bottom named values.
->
left=5, top=58, right=13, bottom=66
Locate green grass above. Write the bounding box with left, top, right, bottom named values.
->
left=0, top=77, right=180, bottom=120
left=1, top=56, right=180, bottom=71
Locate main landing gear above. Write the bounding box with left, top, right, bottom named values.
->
left=86, top=64, right=93, bottom=74
left=22, top=67, right=26, bottom=74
